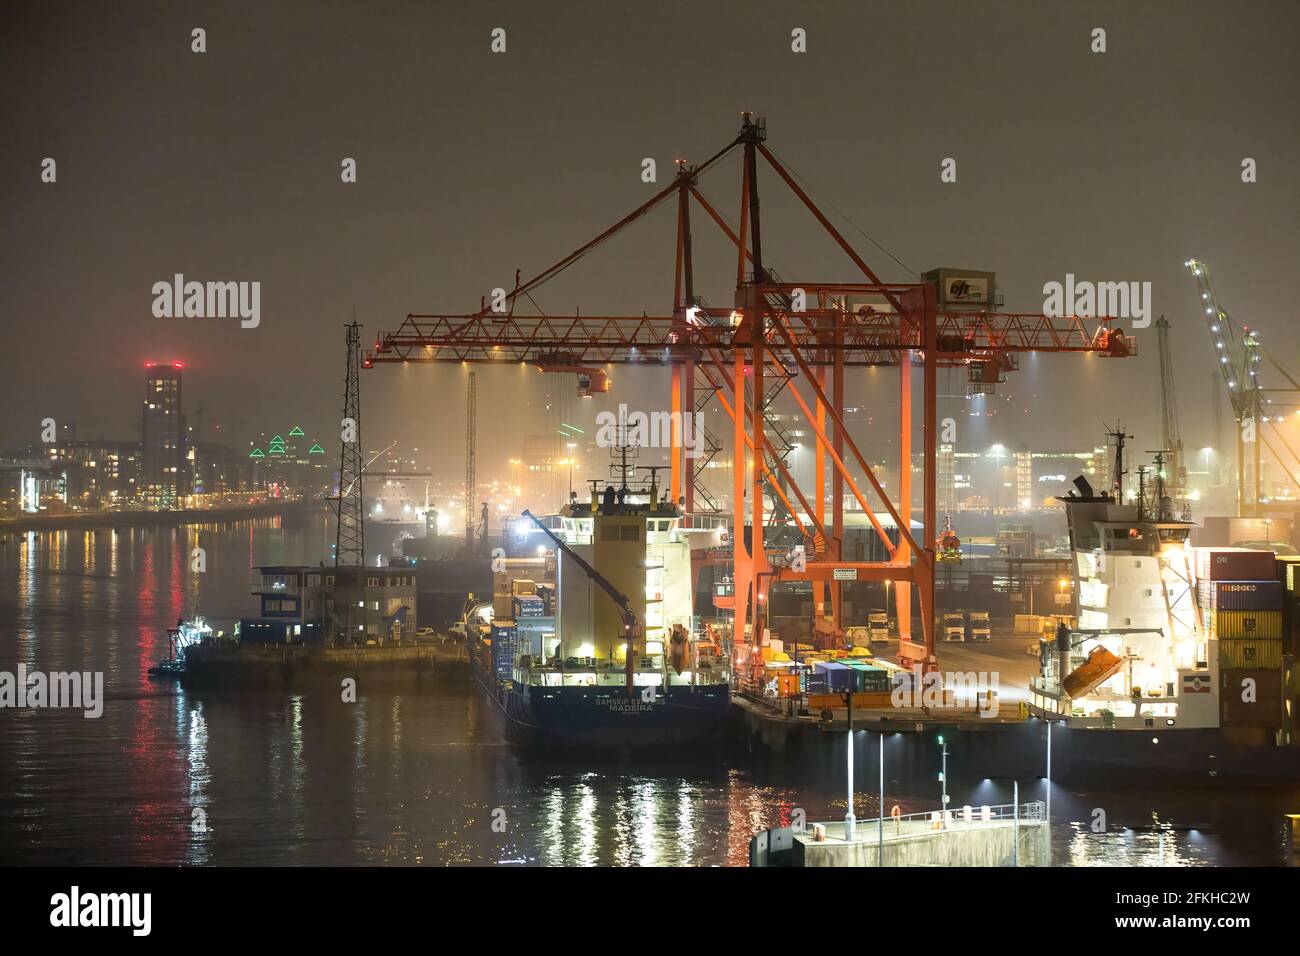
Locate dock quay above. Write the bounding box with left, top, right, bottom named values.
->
left=752, top=802, right=1049, bottom=867
left=731, top=692, right=1049, bottom=780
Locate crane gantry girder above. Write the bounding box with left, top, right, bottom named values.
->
left=364, top=114, right=1136, bottom=674
left=363, top=304, right=1133, bottom=368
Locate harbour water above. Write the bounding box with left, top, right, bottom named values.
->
left=0, top=518, right=1295, bottom=866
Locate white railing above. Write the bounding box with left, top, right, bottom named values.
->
left=809, top=801, right=1045, bottom=843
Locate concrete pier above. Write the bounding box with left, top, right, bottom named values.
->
left=792, top=803, right=1049, bottom=867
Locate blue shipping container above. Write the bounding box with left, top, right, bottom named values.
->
left=492, top=625, right=517, bottom=679
left=815, top=661, right=854, bottom=692
left=1198, top=579, right=1283, bottom=611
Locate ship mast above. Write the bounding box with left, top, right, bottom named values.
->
left=1104, top=422, right=1132, bottom=501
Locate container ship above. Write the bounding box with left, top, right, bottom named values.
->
left=1028, top=443, right=1300, bottom=780
left=466, top=473, right=732, bottom=750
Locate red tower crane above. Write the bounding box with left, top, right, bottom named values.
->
left=365, top=115, right=1135, bottom=673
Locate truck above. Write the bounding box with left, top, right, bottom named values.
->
left=967, top=610, right=991, bottom=642
left=942, top=611, right=966, bottom=642
left=867, top=610, right=890, bottom=643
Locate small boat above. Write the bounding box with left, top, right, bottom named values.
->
left=147, top=616, right=212, bottom=680
left=147, top=658, right=187, bottom=678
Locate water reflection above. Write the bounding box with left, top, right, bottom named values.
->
left=0, top=518, right=1296, bottom=867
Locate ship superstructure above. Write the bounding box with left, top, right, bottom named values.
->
left=468, top=473, right=731, bottom=749
left=1029, top=472, right=1215, bottom=728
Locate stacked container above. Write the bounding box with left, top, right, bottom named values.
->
left=1275, top=554, right=1300, bottom=657
left=814, top=660, right=854, bottom=693
left=513, top=594, right=545, bottom=618
left=839, top=659, right=891, bottom=693
left=491, top=623, right=518, bottom=681
left=1195, top=548, right=1284, bottom=728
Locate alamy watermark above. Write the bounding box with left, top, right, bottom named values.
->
left=0, top=665, right=104, bottom=718
left=891, top=666, right=1000, bottom=718
left=595, top=403, right=704, bottom=458
left=152, top=274, right=260, bottom=328
left=50, top=886, right=150, bottom=936
left=1042, top=273, right=1151, bottom=328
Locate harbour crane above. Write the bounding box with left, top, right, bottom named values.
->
left=521, top=509, right=642, bottom=695
left=1185, top=258, right=1300, bottom=513
left=366, top=116, right=1136, bottom=675
left=1153, top=316, right=1187, bottom=502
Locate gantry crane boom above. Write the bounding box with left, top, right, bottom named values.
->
left=366, top=117, right=1135, bottom=675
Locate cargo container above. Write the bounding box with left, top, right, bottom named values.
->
left=1205, top=609, right=1284, bottom=641
left=1218, top=637, right=1284, bottom=669
left=814, top=660, right=854, bottom=693
left=491, top=624, right=517, bottom=680
left=1195, top=547, right=1277, bottom=582
left=1220, top=668, right=1283, bottom=728
left=839, top=659, right=891, bottom=693
left=1197, top=579, right=1283, bottom=611
left=1287, top=594, right=1300, bottom=657
left=1277, top=556, right=1300, bottom=593
left=513, top=595, right=545, bottom=618
left=492, top=593, right=512, bottom=620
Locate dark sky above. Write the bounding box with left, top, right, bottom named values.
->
left=3, top=0, right=1298, bottom=488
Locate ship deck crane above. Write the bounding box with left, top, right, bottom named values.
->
left=1154, top=316, right=1186, bottom=502
left=520, top=508, right=641, bottom=696
left=366, top=117, right=1136, bottom=675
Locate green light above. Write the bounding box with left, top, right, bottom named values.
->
left=249, top=448, right=265, bottom=458
left=308, top=443, right=325, bottom=455
left=937, top=735, right=945, bottom=745
left=289, top=426, right=305, bottom=437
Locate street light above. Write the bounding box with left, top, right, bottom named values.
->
left=843, top=690, right=856, bottom=841
left=878, top=731, right=886, bottom=865
left=937, top=734, right=949, bottom=826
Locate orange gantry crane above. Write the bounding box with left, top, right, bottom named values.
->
left=365, top=115, right=1134, bottom=672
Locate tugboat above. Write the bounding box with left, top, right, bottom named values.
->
left=148, top=617, right=212, bottom=679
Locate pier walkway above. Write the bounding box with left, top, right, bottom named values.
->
left=792, top=801, right=1049, bottom=866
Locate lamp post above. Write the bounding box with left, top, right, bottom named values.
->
left=878, top=731, right=885, bottom=865
left=938, top=734, right=949, bottom=827
left=843, top=690, right=855, bottom=841
left=1045, top=718, right=1052, bottom=831
left=1013, top=779, right=1019, bottom=866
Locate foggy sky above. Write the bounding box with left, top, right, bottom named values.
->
left=3, top=0, right=1298, bottom=492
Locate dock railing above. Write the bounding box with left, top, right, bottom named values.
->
left=808, top=801, right=1044, bottom=844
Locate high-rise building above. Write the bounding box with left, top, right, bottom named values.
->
left=1015, top=451, right=1034, bottom=510
left=521, top=434, right=561, bottom=512
left=937, top=443, right=956, bottom=515
left=141, top=362, right=188, bottom=506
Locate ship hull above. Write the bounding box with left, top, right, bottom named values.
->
left=471, top=654, right=730, bottom=750
left=1043, top=719, right=1300, bottom=782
